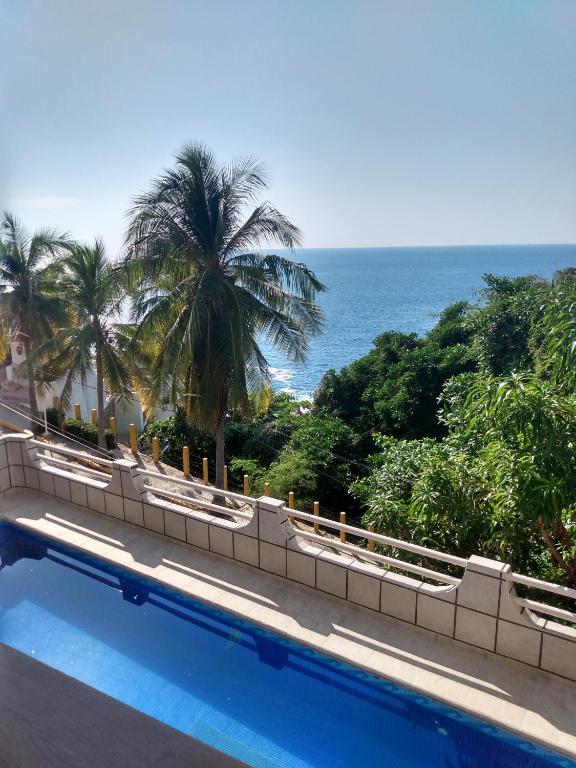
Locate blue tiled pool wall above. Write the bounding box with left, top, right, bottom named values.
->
left=0, top=521, right=573, bottom=768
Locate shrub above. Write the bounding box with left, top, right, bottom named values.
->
left=140, top=409, right=214, bottom=473
left=63, top=418, right=115, bottom=450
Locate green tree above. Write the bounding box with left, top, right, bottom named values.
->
left=124, top=143, right=324, bottom=487
left=0, top=212, right=70, bottom=423
left=37, top=241, right=130, bottom=448
left=314, top=302, right=476, bottom=443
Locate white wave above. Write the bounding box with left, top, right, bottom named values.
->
left=269, top=367, right=294, bottom=384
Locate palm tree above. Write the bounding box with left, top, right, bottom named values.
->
left=38, top=240, right=130, bottom=448
left=0, top=213, right=70, bottom=425
left=125, top=143, right=325, bottom=487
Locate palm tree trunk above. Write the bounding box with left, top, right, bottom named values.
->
left=24, top=338, right=39, bottom=428
left=94, top=327, right=106, bottom=450
left=215, top=415, right=225, bottom=489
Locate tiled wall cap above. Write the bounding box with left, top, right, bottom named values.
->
left=348, top=557, right=384, bottom=580
left=257, top=496, right=285, bottom=510
left=468, top=555, right=510, bottom=577
left=114, top=459, right=139, bottom=470
left=286, top=535, right=323, bottom=557
left=417, top=581, right=457, bottom=603
left=317, top=548, right=355, bottom=568
left=382, top=569, right=423, bottom=591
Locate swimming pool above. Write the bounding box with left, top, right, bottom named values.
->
left=0, top=520, right=572, bottom=768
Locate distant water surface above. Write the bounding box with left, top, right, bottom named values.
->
left=262, top=244, right=576, bottom=399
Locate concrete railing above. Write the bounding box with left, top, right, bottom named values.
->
left=1, top=432, right=575, bottom=683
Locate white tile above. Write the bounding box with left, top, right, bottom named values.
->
left=209, top=525, right=233, bottom=557
left=496, top=620, right=541, bottom=666
left=70, top=481, right=88, bottom=508
left=455, top=606, right=497, bottom=651
left=143, top=504, right=164, bottom=534
left=259, top=542, right=286, bottom=577
left=165, top=510, right=186, bottom=541
left=234, top=533, right=259, bottom=567
left=124, top=498, right=144, bottom=526
left=53, top=475, right=71, bottom=502
left=38, top=471, right=55, bottom=495
left=104, top=492, right=124, bottom=520
left=186, top=517, right=209, bottom=549
left=87, top=486, right=105, bottom=514
left=380, top=577, right=417, bottom=623
left=287, top=549, right=316, bottom=587
left=317, top=559, right=347, bottom=599
left=348, top=570, right=380, bottom=611
left=417, top=594, right=455, bottom=637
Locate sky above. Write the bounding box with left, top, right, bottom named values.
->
left=1, top=0, right=575, bottom=253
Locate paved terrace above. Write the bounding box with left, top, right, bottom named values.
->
left=1, top=487, right=576, bottom=761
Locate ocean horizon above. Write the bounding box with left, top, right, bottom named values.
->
left=263, top=243, right=576, bottom=400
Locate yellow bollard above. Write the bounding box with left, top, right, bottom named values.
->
left=52, top=395, right=60, bottom=410
left=340, top=512, right=347, bottom=543
left=367, top=525, right=375, bottom=552
left=109, top=416, right=117, bottom=440
left=129, top=423, right=138, bottom=452
left=152, top=436, right=160, bottom=463
left=203, top=457, right=209, bottom=484
left=313, top=501, right=320, bottom=534
left=183, top=446, right=190, bottom=476
left=224, top=465, right=228, bottom=491
left=243, top=474, right=250, bottom=496
left=74, top=403, right=81, bottom=420
left=264, top=482, right=270, bottom=496
left=91, top=408, right=97, bottom=424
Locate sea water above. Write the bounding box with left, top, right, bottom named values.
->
left=263, top=244, right=576, bottom=399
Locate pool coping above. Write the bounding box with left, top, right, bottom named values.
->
left=1, top=487, right=576, bottom=762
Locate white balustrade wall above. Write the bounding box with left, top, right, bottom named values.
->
left=0, top=432, right=575, bottom=683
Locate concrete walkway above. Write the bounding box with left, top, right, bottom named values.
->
left=1, top=488, right=576, bottom=761
left=0, top=643, right=247, bottom=768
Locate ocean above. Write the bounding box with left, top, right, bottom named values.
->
left=263, top=244, right=576, bottom=400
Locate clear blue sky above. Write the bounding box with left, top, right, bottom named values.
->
left=1, top=0, right=575, bottom=252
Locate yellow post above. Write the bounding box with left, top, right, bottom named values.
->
left=313, top=501, right=320, bottom=534
left=340, top=512, right=347, bottom=543
left=152, top=436, right=160, bottom=463
left=224, top=465, right=228, bottom=491
left=74, top=403, right=81, bottom=420
left=109, top=416, right=117, bottom=440
left=264, top=481, right=270, bottom=496
left=52, top=395, right=60, bottom=410
left=129, top=423, right=138, bottom=452
left=288, top=491, right=295, bottom=523
left=243, top=474, right=250, bottom=496
left=202, top=457, right=209, bottom=484
left=91, top=408, right=97, bottom=424
left=367, top=525, right=375, bottom=552
left=182, top=446, right=190, bottom=476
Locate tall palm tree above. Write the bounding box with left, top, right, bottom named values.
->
left=38, top=240, right=130, bottom=448
left=0, top=212, right=70, bottom=424
left=125, top=143, right=325, bottom=487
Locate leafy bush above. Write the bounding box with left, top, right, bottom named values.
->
left=46, top=407, right=60, bottom=428
left=140, top=408, right=213, bottom=474
left=63, top=418, right=115, bottom=449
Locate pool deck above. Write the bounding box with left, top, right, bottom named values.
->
left=2, top=487, right=576, bottom=762
left=0, top=643, right=248, bottom=768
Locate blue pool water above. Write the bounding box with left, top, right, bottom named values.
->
left=0, top=521, right=573, bottom=768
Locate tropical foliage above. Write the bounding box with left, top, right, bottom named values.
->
left=123, top=143, right=324, bottom=486
left=35, top=240, right=130, bottom=447
left=355, top=270, right=576, bottom=586
left=0, top=212, right=70, bottom=422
